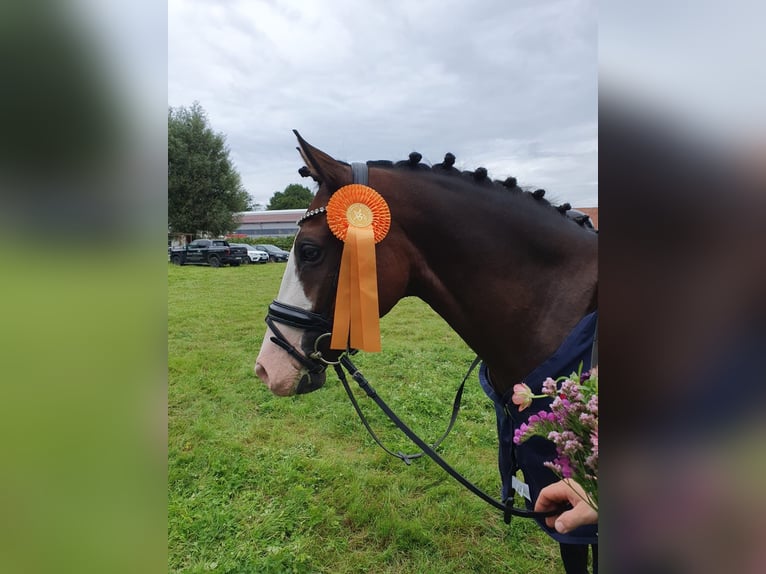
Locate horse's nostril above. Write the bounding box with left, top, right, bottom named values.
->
left=255, top=362, right=268, bottom=384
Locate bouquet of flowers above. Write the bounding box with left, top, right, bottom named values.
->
left=512, top=366, right=598, bottom=510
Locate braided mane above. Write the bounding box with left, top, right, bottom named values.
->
left=299, top=151, right=594, bottom=230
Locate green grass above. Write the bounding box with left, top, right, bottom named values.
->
left=169, top=262, right=564, bottom=573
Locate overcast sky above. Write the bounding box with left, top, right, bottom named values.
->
left=169, top=0, right=597, bottom=208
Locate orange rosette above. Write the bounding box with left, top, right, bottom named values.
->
left=326, top=184, right=390, bottom=352
left=326, top=184, right=391, bottom=242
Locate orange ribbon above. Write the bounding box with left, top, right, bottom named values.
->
left=326, top=184, right=390, bottom=352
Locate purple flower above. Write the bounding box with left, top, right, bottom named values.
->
left=559, top=457, right=574, bottom=478
left=514, top=368, right=598, bottom=507
left=542, top=377, right=558, bottom=396
left=545, top=456, right=574, bottom=479
left=560, top=378, right=578, bottom=396
left=563, top=439, right=583, bottom=457
left=513, top=423, right=530, bottom=444
left=585, top=452, right=598, bottom=472
left=579, top=412, right=596, bottom=427
left=541, top=411, right=557, bottom=423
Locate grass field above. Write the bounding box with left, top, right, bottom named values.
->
left=168, top=262, right=564, bottom=573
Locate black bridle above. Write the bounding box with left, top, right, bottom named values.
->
left=265, top=300, right=336, bottom=394
left=262, top=161, right=566, bottom=522
left=265, top=300, right=332, bottom=369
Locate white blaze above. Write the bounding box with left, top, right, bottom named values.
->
left=275, top=247, right=312, bottom=310
left=255, top=246, right=313, bottom=396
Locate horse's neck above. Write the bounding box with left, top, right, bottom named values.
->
left=399, top=181, right=597, bottom=396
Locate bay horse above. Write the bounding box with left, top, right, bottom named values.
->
left=255, top=132, right=598, bottom=573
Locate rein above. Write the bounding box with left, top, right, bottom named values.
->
left=264, top=303, right=566, bottom=523
left=333, top=353, right=567, bottom=523
left=339, top=355, right=481, bottom=466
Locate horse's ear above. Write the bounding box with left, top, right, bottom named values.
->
left=293, top=130, right=350, bottom=192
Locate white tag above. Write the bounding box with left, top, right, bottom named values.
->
left=511, top=476, right=530, bottom=501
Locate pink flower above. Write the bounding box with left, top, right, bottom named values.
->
left=579, top=412, right=597, bottom=427
left=511, top=383, right=534, bottom=411
left=559, top=457, right=574, bottom=478
left=514, top=367, right=598, bottom=509
left=540, top=411, right=557, bottom=423
left=587, top=394, right=598, bottom=415
left=513, top=422, right=531, bottom=444
left=545, top=456, right=574, bottom=479
left=542, top=377, right=558, bottom=395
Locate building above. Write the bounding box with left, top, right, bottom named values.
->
left=233, top=209, right=305, bottom=237
left=576, top=207, right=598, bottom=229
left=232, top=206, right=598, bottom=237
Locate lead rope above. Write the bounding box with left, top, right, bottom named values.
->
left=334, top=354, right=566, bottom=521
left=336, top=355, right=480, bottom=465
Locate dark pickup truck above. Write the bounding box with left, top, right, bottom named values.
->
left=169, top=239, right=248, bottom=267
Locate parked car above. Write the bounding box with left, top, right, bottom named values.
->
left=232, top=243, right=269, bottom=264
left=169, top=239, right=249, bottom=267
left=254, top=243, right=290, bottom=262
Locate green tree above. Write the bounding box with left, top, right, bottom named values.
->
left=267, top=184, right=314, bottom=210
left=168, top=102, right=250, bottom=236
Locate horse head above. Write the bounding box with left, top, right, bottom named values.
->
left=255, top=132, right=411, bottom=396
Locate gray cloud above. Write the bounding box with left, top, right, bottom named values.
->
left=169, top=0, right=597, bottom=206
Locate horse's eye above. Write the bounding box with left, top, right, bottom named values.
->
left=300, top=244, right=321, bottom=263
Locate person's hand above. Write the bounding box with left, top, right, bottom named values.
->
left=534, top=479, right=597, bottom=534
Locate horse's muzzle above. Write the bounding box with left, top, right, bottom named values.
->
left=264, top=300, right=335, bottom=395
left=295, top=370, right=327, bottom=394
